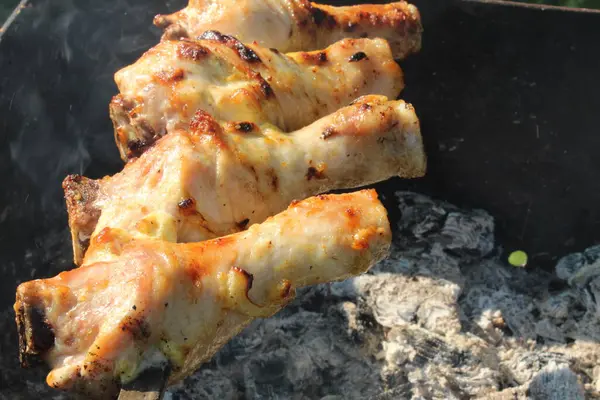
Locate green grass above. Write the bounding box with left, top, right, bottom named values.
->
left=518, top=0, right=600, bottom=8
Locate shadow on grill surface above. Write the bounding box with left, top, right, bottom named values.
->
left=1, top=0, right=599, bottom=398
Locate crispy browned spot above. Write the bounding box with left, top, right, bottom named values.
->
left=349, top=52, right=368, bottom=62
left=352, top=227, right=378, bottom=251
left=139, top=120, right=157, bottom=137
left=279, top=280, right=292, bottom=299
left=190, top=110, right=221, bottom=139
left=178, top=198, right=197, bottom=216
left=345, top=207, right=361, bottom=230
left=77, top=238, right=91, bottom=255
left=345, top=21, right=357, bottom=32
left=178, top=198, right=194, bottom=208
left=248, top=71, right=274, bottom=98
left=300, top=51, right=328, bottom=65
left=64, top=336, right=75, bottom=347
left=127, top=139, right=152, bottom=159
left=233, top=122, right=255, bottom=133
left=266, top=168, right=279, bottom=191
left=236, top=218, right=250, bottom=230
left=260, top=80, right=274, bottom=98
left=214, top=236, right=235, bottom=247
left=306, top=166, right=327, bottom=181
left=356, top=10, right=393, bottom=27
left=154, top=68, right=185, bottom=84
left=185, top=261, right=207, bottom=287
left=120, top=316, right=151, bottom=342
left=181, top=346, right=191, bottom=358
left=125, top=118, right=160, bottom=159
left=176, top=40, right=210, bottom=61
left=310, top=7, right=337, bottom=29
left=199, top=30, right=261, bottom=63
left=339, top=3, right=423, bottom=48
left=353, top=238, right=370, bottom=250
left=321, top=127, right=337, bottom=140
left=247, top=165, right=259, bottom=182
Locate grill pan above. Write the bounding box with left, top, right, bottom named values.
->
left=1, top=0, right=599, bottom=397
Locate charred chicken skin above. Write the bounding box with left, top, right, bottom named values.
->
left=111, top=35, right=404, bottom=161
left=67, top=95, right=425, bottom=265
left=154, top=0, right=422, bottom=60
left=15, top=190, right=391, bottom=399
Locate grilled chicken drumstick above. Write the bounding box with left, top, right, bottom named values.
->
left=67, top=95, right=425, bottom=265
left=111, top=36, right=404, bottom=161
left=154, top=0, right=422, bottom=60
left=16, top=190, right=391, bottom=399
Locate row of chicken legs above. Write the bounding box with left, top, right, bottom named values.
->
left=15, top=1, right=426, bottom=398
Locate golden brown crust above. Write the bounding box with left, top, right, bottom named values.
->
left=176, top=40, right=211, bottom=61
left=310, top=2, right=423, bottom=58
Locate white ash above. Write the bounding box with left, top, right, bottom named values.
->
left=166, top=192, right=597, bottom=400
left=2, top=192, right=600, bottom=399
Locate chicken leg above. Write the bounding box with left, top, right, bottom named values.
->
left=16, top=189, right=391, bottom=398
left=154, top=0, right=422, bottom=60
left=111, top=36, right=404, bottom=161
left=66, top=95, right=425, bottom=265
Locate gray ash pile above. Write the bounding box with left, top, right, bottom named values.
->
left=165, top=192, right=597, bottom=400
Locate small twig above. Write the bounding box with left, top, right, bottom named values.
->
left=118, top=363, right=171, bottom=400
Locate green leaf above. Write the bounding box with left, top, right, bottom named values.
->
left=508, top=250, right=528, bottom=267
